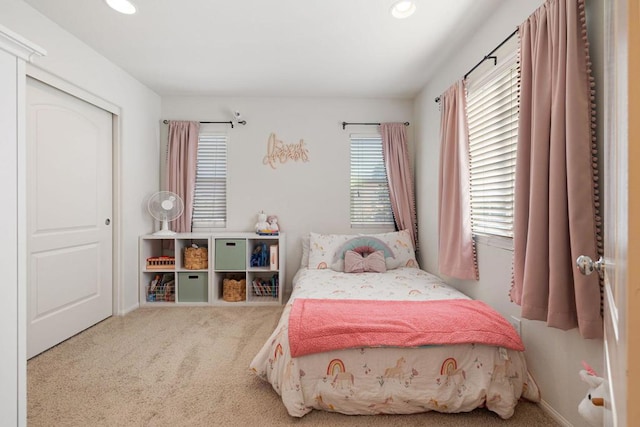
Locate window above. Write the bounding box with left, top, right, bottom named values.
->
left=349, top=134, right=394, bottom=227
left=465, top=41, right=518, bottom=239
left=191, top=131, right=227, bottom=230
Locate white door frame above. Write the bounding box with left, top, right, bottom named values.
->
left=0, top=24, right=46, bottom=427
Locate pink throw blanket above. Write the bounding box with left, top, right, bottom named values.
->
left=289, top=298, right=524, bottom=357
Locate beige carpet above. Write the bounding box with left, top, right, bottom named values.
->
left=28, top=306, right=559, bottom=426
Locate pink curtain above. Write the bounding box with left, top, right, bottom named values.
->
left=437, top=81, right=479, bottom=280
left=510, top=0, right=602, bottom=338
left=166, top=121, right=200, bottom=233
left=380, top=123, right=418, bottom=250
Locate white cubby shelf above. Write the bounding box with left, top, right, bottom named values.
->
left=139, top=232, right=285, bottom=306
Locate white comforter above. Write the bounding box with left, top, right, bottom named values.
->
left=250, top=267, right=539, bottom=418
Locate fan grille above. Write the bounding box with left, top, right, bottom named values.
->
left=148, top=191, right=184, bottom=221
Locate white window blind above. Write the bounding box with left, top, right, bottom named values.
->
left=466, top=43, right=518, bottom=239
left=350, top=134, right=394, bottom=227
left=191, top=133, right=227, bottom=230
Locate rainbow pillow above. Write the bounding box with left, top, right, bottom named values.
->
left=307, top=230, right=418, bottom=271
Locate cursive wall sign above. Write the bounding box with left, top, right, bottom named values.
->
left=263, top=132, right=310, bottom=169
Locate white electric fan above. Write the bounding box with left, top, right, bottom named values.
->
left=148, top=191, right=184, bottom=236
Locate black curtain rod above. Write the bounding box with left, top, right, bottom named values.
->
left=342, top=121, right=410, bottom=130
left=162, top=119, right=246, bottom=128
left=434, top=27, right=519, bottom=104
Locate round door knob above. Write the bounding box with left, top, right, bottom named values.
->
left=105, top=218, right=111, bottom=225
left=576, top=255, right=604, bottom=275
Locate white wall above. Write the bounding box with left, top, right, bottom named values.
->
left=162, top=96, right=413, bottom=290
left=0, top=1, right=161, bottom=424
left=0, top=0, right=607, bottom=424
left=413, top=1, right=604, bottom=425
left=0, top=0, right=162, bottom=315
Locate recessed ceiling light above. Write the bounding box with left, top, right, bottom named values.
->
left=390, top=0, right=416, bottom=19
left=105, top=0, right=137, bottom=15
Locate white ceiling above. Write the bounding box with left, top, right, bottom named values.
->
left=24, top=0, right=507, bottom=98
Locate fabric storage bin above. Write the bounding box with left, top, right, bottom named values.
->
left=215, top=239, right=246, bottom=270
left=177, top=272, right=208, bottom=302
left=184, top=246, right=208, bottom=269
left=222, top=276, right=247, bottom=302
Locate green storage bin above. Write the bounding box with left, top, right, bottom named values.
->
left=178, top=272, right=208, bottom=302
left=215, top=239, right=246, bottom=270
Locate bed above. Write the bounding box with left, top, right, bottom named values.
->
left=250, top=230, right=540, bottom=418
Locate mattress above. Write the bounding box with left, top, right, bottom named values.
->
left=250, top=267, right=540, bottom=418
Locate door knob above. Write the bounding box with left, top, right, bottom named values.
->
left=105, top=218, right=111, bottom=225
left=576, top=255, right=604, bottom=275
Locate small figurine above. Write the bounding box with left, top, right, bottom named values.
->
left=267, top=215, right=279, bottom=232
left=255, top=211, right=269, bottom=233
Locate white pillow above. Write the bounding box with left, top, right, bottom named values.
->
left=300, top=233, right=310, bottom=268
left=307, top=232, right=351, bottom=269
left=369, top=229, right=419, bottom=269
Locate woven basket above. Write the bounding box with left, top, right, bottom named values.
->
left=184, top=247, right=208, bottom=270
left=223, top=278, right=246, bottom=302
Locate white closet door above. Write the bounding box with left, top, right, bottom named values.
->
left=26, top=77, right=113, bottom=358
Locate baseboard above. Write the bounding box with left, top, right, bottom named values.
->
left=122, top=302, right=139, bottom=315
left=539, top=399, right=573, bottom=426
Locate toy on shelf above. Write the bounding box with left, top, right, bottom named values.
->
left=255, top=211, right=279, bottom=235
left=146, top=256, right=175, bottom=270
left=578, top=361, right=605, bottom=427
left=255, top=211, right=269, bottom=233
left=267, top=215, right=279, bottom=232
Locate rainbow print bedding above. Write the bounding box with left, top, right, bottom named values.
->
left=250, top=267, right=540, bottom=419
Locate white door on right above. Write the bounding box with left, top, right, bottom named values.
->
left=601, top=0, right=640, bottom=425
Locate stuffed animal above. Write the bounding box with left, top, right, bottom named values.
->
left=578, top=362, right=605, bottom=427
left=267, top=215, right=279, bottom=232
left=255, top=211, right=269, bottom=232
